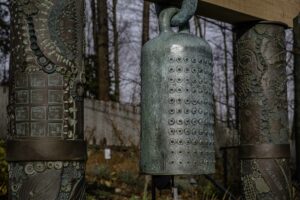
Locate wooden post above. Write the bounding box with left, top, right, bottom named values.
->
left=7, top=1, right=86, bottom=199
left=145, top=0, right=300, bottom=27
left=236, top=22, right=291, bottom=199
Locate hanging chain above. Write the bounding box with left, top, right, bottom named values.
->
left=171, top=0, right=198, bottom=26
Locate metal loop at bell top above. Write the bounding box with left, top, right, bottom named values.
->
left=159, top=8, right=190, bottom=33
left=171, top=0, right=198, bottom=27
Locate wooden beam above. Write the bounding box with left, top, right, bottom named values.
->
left=148, top=0, right=300, bottom=27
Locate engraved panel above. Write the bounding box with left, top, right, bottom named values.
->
left=48, top=106, right=63, bottom=120
left=48, top=123, right=63, bottom=137
left=16, top=123, right=29, bottom=136
left=31, top=122, right=46, bottom=136
left=15, top=106, right=29, bottom=121
left=31, top=106, right=46, bottom=120
left=9, top=0, right=85, bottom=198
left=48, top=90, right=63, bottom=104
left=15, top=73, right=28, bottom=88
left=48, top=74, right=63, bottom=87
left=16, top=90, right=29, bottom=104
left=31, top=90, right=47, bottom=104
left=30, top=73, right=46, bottom=88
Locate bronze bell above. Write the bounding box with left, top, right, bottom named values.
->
left=140, top=8, right=215, bottom=175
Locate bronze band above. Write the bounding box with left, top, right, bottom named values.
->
left=6, top=139, right=87, bottom=161
left=239, top=144, right=290, bottom=159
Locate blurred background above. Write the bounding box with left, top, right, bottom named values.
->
left=0, top=0, right=295, bottom=199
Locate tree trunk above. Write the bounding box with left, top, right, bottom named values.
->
left=112, top=0, right=120, bottom=102
left=142, top=1, right=150, bottom=45
left=232, top=27, right=238, bottom=130
left=194, top=16, right=202, bottom=38
left=220, top=23, right=231, bottom=128
left=97, top=0, right=111, bottom=101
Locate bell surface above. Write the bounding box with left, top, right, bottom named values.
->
left=140, top=8, right=215, bottom=175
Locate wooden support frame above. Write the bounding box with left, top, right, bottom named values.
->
left=146, top=0, right=300, bottom=27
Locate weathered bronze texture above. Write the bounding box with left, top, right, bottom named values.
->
left=155, top=0, right=198, bottom=27
left=239, top=144, right=290, bottom=159
left=140, top=8, right=215, bottom=175
left=8, top=0, right=86, bottom=199
left=6, top=139, right=87, bottom=161
left=236, top=22, right=291, bottom=199
left=293, top=15, right=300, bottom=183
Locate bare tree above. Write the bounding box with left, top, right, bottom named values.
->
left=142, top=1, right=150, bottom=45
left=193, top=16, right=202, bottom=38
left=97, top=0, right=111, bottom=101
left=112, top=0, right=120, bottom=102
left=0, top=0, right=9, bottom=84
left=219, top=22, right=231, bottom=128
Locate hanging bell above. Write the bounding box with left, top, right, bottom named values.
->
left=140, top=8, right=215, bottom=175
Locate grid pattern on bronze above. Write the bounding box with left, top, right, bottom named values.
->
left=14, top=71, right=64, bottom=137
left=166, top=56, right=215, bottom=170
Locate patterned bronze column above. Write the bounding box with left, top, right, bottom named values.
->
left=293, top=15, right=300, bottom=183
left=7, top=0, right=86, bottom=199
left=236, top=22, right=291, bottom=199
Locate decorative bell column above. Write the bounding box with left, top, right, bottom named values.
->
left=7, top=0, right=86, bottom=199
left=236, top=22, right=291, bottom=199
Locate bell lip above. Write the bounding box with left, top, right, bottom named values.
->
left=257, top=20, right=288, bottom=28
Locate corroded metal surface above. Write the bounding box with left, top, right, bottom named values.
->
left=155, top=0, right=198, bottom=27
left=140, top=8, right=215, bottom=175
left=170, top=0, right=197, bottom=27
left=293, top=15, right=300, bottom=183
left=236, top=22, right=291, bottom=199
left=8, top=0, right=86, bottom=199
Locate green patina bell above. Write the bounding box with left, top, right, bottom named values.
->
left=140, top=8, right=215, bottom=175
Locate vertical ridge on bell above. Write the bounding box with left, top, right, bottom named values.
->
left=140, top=8, right=215, bottom=175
